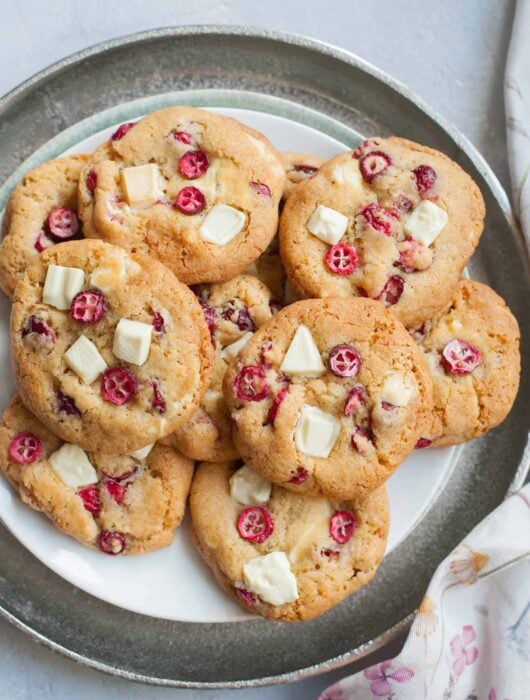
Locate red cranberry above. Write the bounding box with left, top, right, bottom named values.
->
left=415, top=437, right=432, bottom=449
left=325, top=242, right=358, bottom=275
left=8, top=433, right=42, bottom=464
left=105, top=479, right=127, bottom=505
left=235, top=587, right=257, bottom=605
left=150, top=380, right=166, bottom=414
left=394, top=195, right=414, bottom=213
left=250, top=182, right=271, bottom=197
left=328, top=344, right=362, bottom=378
left=236, top=506, right=274, bottom=544
left=381, top=401, right=396, bottom=412
left=442, top=339, right=482, bottom=375
left=359, top=151, right=392, bottom=182
left=101, top=368, right=138, bottom=405
left=22, top=315, right=56, bottom=342
left=320, top=548, right=341, bottom=558
left=111, top=122, right=135, bottom=141
left=71, top=289, right=106, bottom=324
left=175, top=186, right=205, bottom=215
left=269, top=301, right=282, bottom=316
left=265, top=386, right=288, bottom=426
left=352, top=139, right=380, bottom=159
left=86, top=170, right=97, bottom=195
left=56, top=391, right=81, bottom=417
left=330, top=510, right=357, bottom=544
left=178, top=150, right=209, bottom=179
left=199, top=300, right=216, bottom=343
left=173, top=130, right=193, bottom=144
left=344, top=385, right=367, bottom=416
left=221, top=304, right=255, bottom=332
left=106, top=466, right=138, bottom=483
left=351, top=426, right=373, bottom=455
left=359, top=203, right=398, bottom=236
left=288, top=467, right=308, bottom=485
left=34, top=229, right=54, bottom=252
left=47, top=208, right=79, bottom=240
left=151, top=310, right=165, bottom=335
left=293, top=163, right=318, bottom=176
left=98, top=530, right=126, bottom=555
left=78, top=486, right=101, bottom=514
left=234, top=365, right=270, bottom=402
left=397, top=239, right=425, bottom=273
left=376, top=275, right=404, bottom=307
left=413, top=165, right=437, bottom=195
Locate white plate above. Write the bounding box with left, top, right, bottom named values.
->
left=0, top=107, right=457, bottom=622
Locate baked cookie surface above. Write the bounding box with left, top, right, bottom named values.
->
left=223, top=298, right=433, bottom=500
left=279, top=137, right=485, bottom=327
left=0, top=155, right=87, bottom=297
left=413, top=280, right=520, bottom=448
left=281, top=151, right=324, bottom=198
left=11, top=239, right=213, bottom=453
left=0, top=396, right=194, bottom=555
left=79, top=107, right=285, bottom=284
left=190, top=460, right=389, bottom=622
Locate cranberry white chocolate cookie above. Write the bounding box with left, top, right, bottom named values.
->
left=0, top=156, right=88, bottom=297
left=0, top=396, right=193, bottom=555
left=78, top=107, right=285, bottom=284
left=169, top=275, right=277, bottom=462
left=11, top=239, right=213, bottom=454
left=281, top=151, right=324, bottom=198
left=223, top=298, right=433, bottom=500
left=279, top=137, right=485, bottom=328
left=412, top=280, right=520, bottom=448
left=190, top=461, right=389, bottom=622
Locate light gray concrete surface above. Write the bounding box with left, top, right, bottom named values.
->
left=0, top=1, right=515, bottom=698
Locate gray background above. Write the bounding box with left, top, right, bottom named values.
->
left=0, top=0, right=515, bottom=697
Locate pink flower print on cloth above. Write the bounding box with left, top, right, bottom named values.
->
left=364, top=660, right=414, bottom=696
left=450, top=625, right=478, bottom=675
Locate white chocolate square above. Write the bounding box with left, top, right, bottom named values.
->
left=43, top=264, right=85, bottom=311
left=128, top=443, right=155, bottom=460
left=199, top=204, right=246, bottom=245
left=113, top=318, right=152, bottom=366
left=331, top=161, right=363, bottom=189
left=404, top=200, right=448, bottom=247
left=280, top=324, right=325, bottom=377
left=121, top=163, right=162, bottom=208
left=230, top=464, right=271, bottom=506
left=90, top=251, right=140, bottom=293
left=243, top=551, right=299, bottom=605
left=380, top=372, right=415, bottom=407
left=221, top=332, right=254, bottom=362
left=49, top=444, right=97, bottom=489
left=306, top=204, right=348, bottom=245
left=64, top=335, right=107, bottom=384
left=294, top=404, right=341, bottom=458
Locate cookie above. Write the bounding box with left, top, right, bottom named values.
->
left=412, top=280, right=520, bottom=448
left=78, top=107, right=286, bottom=284
left=190, top=460, right=389, bottom=622
left=0, top=396, right=193, bottom=554
left=11, top=239, right=213, bottom=454
left=223, top=298, right=433, bottom=500
left=279, top=137, right=485, bottom=328
left=0, top=155, right=88, bottom=297
left=281, top=151, right=324, bottom=198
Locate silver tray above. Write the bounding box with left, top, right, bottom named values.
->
left=0, top=26, right=528, bottom=689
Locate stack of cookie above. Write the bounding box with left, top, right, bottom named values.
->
left=0, top=107, right=520, bottom=623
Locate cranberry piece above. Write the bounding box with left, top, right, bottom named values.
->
left=174, top=186, right=205, bottom=215
left=56, top=390, right=81, bottom=417
left=265, top=386, right=288, bottom=426
left=293, top=163, right=318, bottom=176
left=250, top=181, right=271, bottom=197
left=22, top=315, right=56, bottom=342
left=344, top=385, right=367, bottom=416
left=359, top=151, right=392, bottom=182
left=352, top=139, right=380, bottom=159
left=106, top=466, right=138, bottom=483
left=111, top=122, right=135, bottom=141
left=328, top=344, right=362, bottom=378
left=101, top=367, right=138, bottom=405
left=236, top=506, right=274, bottom=544
left=151, top=310, right=165, bottom=335
left=359, top=203, right=398, bottom=236
left=173, top=130, right=193, bottom=144
left=413, top=165, right=437, bottom=195
left=71, top=289, right=106, bottom=324
left=397, top=239, right=426, bottom=273
left=98, top=530, right=126, bottom=555
left=415, top=437, right=432, bottom=449
left=221, top=304, right=255, bottom=332
left=442, top=339, right=482, bottom=375
left=381, top=401, right=395, bottom=412
left=105, top=479, right=127, bottom=505
left=351, top=426, right=373, bottom=455
left=86, top=170, right=97, bottom=195
left=150, top=380, right=166, bottom=414
left=269, top=301, right=282, bottom=316
left=8, top=432, right=42, bottom=464
left=199, top=300, right=216, bottom=342
left=321, top=548, right=341, bottom=558
left=330, top=510, right=358, bottom=544
left=78, top=485, right=101, bottom=514
left=234, top=365, right=270, bottom=402
left=288, top=467, right=308, bottom=485
left=376, top=275, right=404, bottom=307
left=47, top=208, right=79, bottom=240
left=178, top=150, right=209, bottom=179
left=325, top=242, right=358, bottom=275
left=34, top=229, right=54, bottom=252
left=235, top=587, right=257, bottom=605
left=394, top=195, right=414, bottom=213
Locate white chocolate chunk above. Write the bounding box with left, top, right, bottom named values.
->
left=121, top=163, right=162, bottom=208
left=332, top=161, right=363, bottom=189
left=280, top=324, right=325, bottom=377
left=43, top=264, right=85, bottom=311
left=306, top=204, right=348, bottom=245
left=404, top=200, right=448, bottom=247
left=199, top=204, right=246, bottom=245
left=243, top=551, right=299, bottom=605
left=90, top=252, right=140, bottom=293
left=230, top=464, right=272, bottom=506
left=221, top=332, right=254, bottom=362
left=294, top=404, right=341, bottom=458
left=113, top=318, right=152, bottom=366
left=128, top=443, right=155, bottom=460
left=64, top=335, right=107, bottom=384
left=49, top=444, right=97, bottom=489
left=380, top=372, right=416, bottom=407
left=288, top=500, right=333, bottom=565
